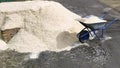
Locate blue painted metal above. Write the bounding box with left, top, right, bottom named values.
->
left=104, top=18, right=118, bottom=29
left=79, top=16, right=118, bottom=42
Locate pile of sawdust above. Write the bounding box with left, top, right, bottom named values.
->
left=0, top=1, right=83, bottom=53
left=77, top=15, right=107, bottom=24
left=8, top=29, right=49, bottom=53
left=0, top=39, right=8, bottom=50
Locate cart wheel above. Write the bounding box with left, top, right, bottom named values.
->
left=77, top=30, right=89, bottom=43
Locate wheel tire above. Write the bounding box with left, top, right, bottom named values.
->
left=77, top=30, right=89, bottom=43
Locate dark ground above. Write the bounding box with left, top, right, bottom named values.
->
left=0, top=0, right=120, bottom=68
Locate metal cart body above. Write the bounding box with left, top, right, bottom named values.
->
left=77, top=14, right=118, bottom=43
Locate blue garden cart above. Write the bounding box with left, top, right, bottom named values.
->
left=77, top=13, right=118, bottom=43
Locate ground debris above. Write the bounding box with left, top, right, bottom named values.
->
left=0, top=50, right=28, bottom=68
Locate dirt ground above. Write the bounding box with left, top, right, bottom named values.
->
left=0, top=50, right=28, bottom=68
left=100, top=0, right=120, bottom=12
left=0, top=0, right=120, bottom=68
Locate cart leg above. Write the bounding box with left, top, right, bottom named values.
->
left=93, top=30, right=100, bottom=40
left=101, top=29, right=105, bottom=38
